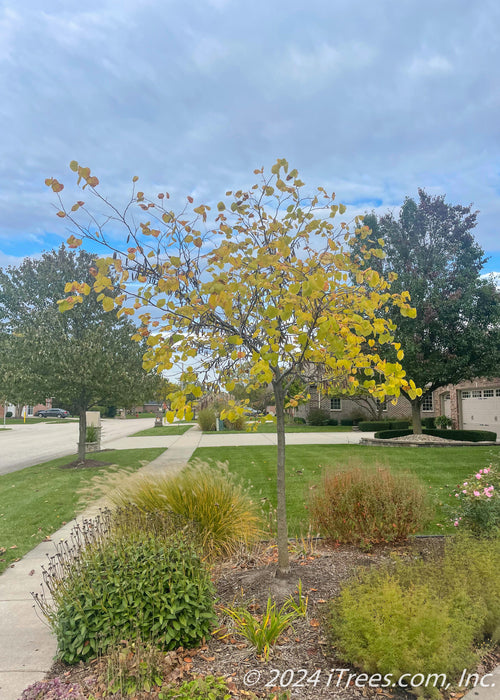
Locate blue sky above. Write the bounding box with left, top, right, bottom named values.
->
left=0, top=0, right=499, bottom=277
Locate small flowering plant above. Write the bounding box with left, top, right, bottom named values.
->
left=450, top=464, right=500, bottom=536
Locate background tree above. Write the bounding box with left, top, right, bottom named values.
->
left=366, top=190, right=500, bottom=432
left=0, top=245, right=162, bottom=460
left=51, top=159, right=419, bottom=575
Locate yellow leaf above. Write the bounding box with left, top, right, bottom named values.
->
left=102, top=296, right=114, bottom=312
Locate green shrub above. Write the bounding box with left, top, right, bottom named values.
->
left=223, top=414, right=246, bottom=430
left=309, top=463, right=432, bottom=549
left=329, top=534, right=500, bottom=696
left=450, top=464, right=500, bottom=537
left=198, top=407, right=217, bottom=431
left=358, top=420, right=391, bottom=431
left=110, top=460, right=263, bottom=559
left=6, top=411, right=13, bottom=418
left=306, top=408, right=329, bottom=425
left=85, top=425, right=99, bottom=442
left=326, top=418, right=338, bottom=426
left=425, top=428, right=497, bottom=442
left=390, top=420, right=411, bottom=430
left=159, top=676, right=232, bottom=699
left=35, top=532, right=216, bottom=664
left=330, top=567, right=484, bottom=697
left=293, top=416, right=306, bottom=424
left=422, top=416, right=436, bottom=429
left=374, top=429, right=413, bottom=439
left=340, top=418, right=354, bottom=426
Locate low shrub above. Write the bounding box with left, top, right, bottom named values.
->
left=425, top=428, right=497, bottom=442
left=110, top=460, right=263, bottom=559
left=34, top=530, right=216, bottom=664
left=85, top=425, right=99, bottom=442
left=374, top=429, right=413, bottom=439
left=306, top=408, right=329, bottom=425
left=309, top=462, right=432, bottom=549
left=6, top=411, right=13, bottom=418
left=330, top=567, right=484, bottom=698
left=329, top=534, right=500, bottom=695
left=223, top=414, right=246, bottom=430
left=198, top=407, right=217, bottom=431
left=340, top=418, right=354, bottom=426
left=159, top=676, right=233, bottom=699
left=422, top=416, right=436, bottom=429
left=358, top=420, right=391, bottom=431
left=326, top=418, right=338, bottom=426
left=450, top=464, right=500, bottom=537
left=293, top=416, right=306, bottom=424
left=390, top=420, right=411, bottom=430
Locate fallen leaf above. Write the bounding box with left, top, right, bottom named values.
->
left=309, top=619, right=320, bottom=627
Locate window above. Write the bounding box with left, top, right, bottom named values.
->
left=472, top=390, right=482, bottom=398
left=483, top=389, right=494, bottom=398
left=462, top=390, right=471, bottom=399
left=330, top=398, right=341, bottom=411
left=496, top=389, right=500, bottom=397
left=422, top=394, right=434, bottom=412
left=376, top=398, right=388, bottom=412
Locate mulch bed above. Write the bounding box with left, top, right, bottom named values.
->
left=37, top=535, right=500, bottom=700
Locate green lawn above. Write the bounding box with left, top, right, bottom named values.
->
left=0, top=417, right=79, bottom=425
left=0, top=448, right=165, bottom=574
left=192, top=444, right=500, bottom=537
left=205, top=424, right=353, bottom=434
left=131, top=425, right=192, bottom=437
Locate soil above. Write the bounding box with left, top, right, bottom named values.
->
left=59, top=458, right=113, bottom=469
left=37, top=535, right=500, bottom=700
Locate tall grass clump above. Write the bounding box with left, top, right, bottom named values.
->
left=110, top=460, right=263, bottom=559
left=309, top=461, right=432, bottom=549
left=33, top=514, right=216, bottom=664
left=198, top=408, right=217, bottom=431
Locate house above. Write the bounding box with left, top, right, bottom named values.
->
left=307, top=378, right=500, bottom=433
left=0, top=400, right=51, bottom=419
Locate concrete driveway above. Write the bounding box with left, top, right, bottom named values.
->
left=0, top=419, right=145, bottom=475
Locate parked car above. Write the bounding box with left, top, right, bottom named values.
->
left=35, top=408, right=71, bottom=418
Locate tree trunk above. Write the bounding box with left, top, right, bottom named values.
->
left=78, top=408, right=87, bottom=464
left=411, top=399, right=422, bottom=434
left=272, top=378, right=290, bottom=577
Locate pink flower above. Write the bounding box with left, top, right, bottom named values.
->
left=463, top=482, right=468, bottom=486
left=454, top=521, right=459, bottom=527
left=476, top=473, right=482, bottom=479
left=462, top=490, right=467, bottom=494
left=455, top=493, right=459, bottom=497
left=486, top=493, right=493, bottom=498
left=484, top=468, right=490, bottom=474
left=473, top=490, right=480, bottom=497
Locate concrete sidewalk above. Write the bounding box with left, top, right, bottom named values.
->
left=1, top=425, right=498, bottom=699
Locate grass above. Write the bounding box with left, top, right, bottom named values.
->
left=0, top=448, right=165, bottom=574
left=191, top=444, right=500, bottom=537
left=130, top=425, right=192, bottom=437
left=205, top=423, right=353, bottom=434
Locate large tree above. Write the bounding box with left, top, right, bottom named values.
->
left=49, top=159, right=419, bottom=575
left=364, top=191, right=500, bottom=432
left=0, top=245, right=161, bottom=460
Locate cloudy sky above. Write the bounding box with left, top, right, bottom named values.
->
left=1, top=0, right=499, bottom=275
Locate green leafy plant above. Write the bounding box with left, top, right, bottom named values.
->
left=450, top=464, right=500, bottom=536
left=33, top=516, right=216, bottom=663
left=159, top=675, right=232, bottom=699
left=435, top=414, right=453, bottom=429
left=329, top=534, right=500, bottom=697
left=110, top=460, right=263, bottom=559
left=222, top=581, right=307, bottom=659
left=105, top=639, right=170, bottom=696
left=309, top=462, right=432, bottom=549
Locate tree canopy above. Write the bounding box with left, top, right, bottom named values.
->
left=0, top=245, right=162, bottom=459
left=49, top=159, right=420, bottom=573
left=363, top=191, right=500, bottom=431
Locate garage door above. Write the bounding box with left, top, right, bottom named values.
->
left=461, top=388, right=500, bottom=436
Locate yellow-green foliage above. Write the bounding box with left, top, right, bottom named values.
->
left=330, top=535, right=500, bottom=697
left=110, top=460, right=263, bottom=559
left=197, top=408, right=217, bottom=432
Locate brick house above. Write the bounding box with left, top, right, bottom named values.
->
left=0, top=399, right=52, bottom=419
left=307, top=378, right=500, bottom=433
